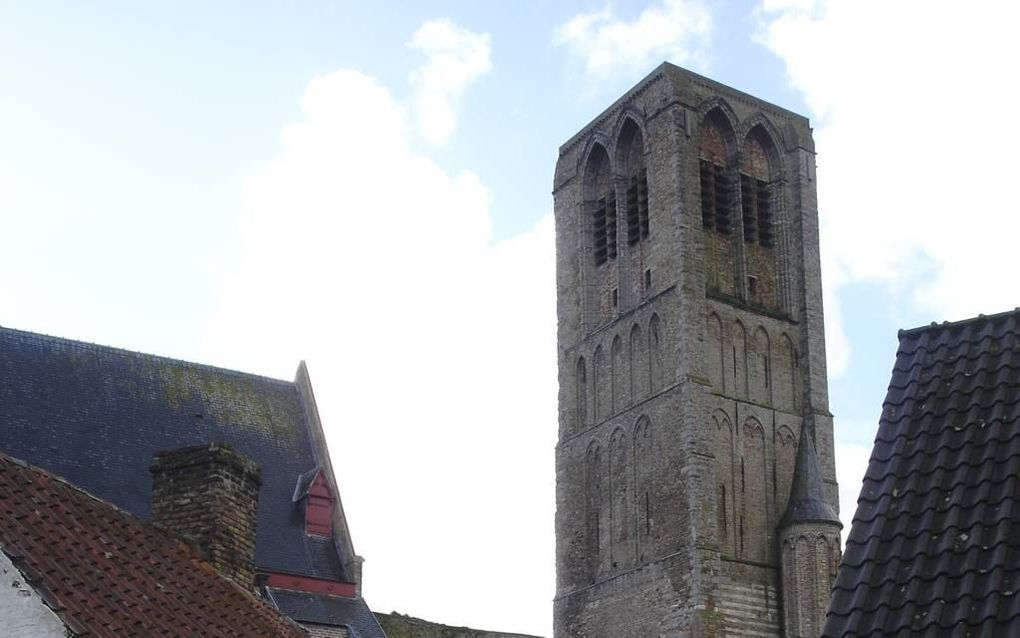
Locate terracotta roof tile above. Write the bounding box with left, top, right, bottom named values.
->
left=0, top=451, right=308, bottom=638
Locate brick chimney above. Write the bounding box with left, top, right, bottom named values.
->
left=150, top=443, right=261, bottom=591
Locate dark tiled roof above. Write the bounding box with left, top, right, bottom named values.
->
left=0, top=325, right=346, bottom=582
left=0, top=451, right=308, bottom=638
left=825, top=309, right=1020, bottom=637
left=269, top=588, right=386, bottom=638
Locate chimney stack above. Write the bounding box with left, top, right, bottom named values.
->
left=150, top=443, right=261, bottom=591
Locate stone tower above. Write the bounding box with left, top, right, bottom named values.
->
left=553, top=63, right=841, bottom=637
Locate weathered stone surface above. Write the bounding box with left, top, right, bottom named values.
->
left=553, top=62, right=840, bottom=637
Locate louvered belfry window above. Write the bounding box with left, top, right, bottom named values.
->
left=593, top=198, right=608, bottom=265
left=740, top=174, right=773, bottom=247
left=606, top=192, right=617, bottom=260
left=700, top=159, right=731, bottom=234
left=626, top=169, right=650, bottom=245
left=594, top=194, right=618, bottom=266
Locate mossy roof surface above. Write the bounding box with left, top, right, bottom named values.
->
left=0, top=326, right=345, bottom=581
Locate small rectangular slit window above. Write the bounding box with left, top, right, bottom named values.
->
left=644, top=269, right=652, bottom=292
left=611, top=288, right=618, bottom=309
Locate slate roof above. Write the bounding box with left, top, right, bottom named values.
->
left=269, top=588, right=387, bottom=638
left=825, top=309, right=1020, bottom=637
left=0, top=325, right=345, bottom=581
left=0, top=326, right=385, bottom=637
left=781, top=418, right=842, bottom=528
left=0, top=450, right=308, bottom=638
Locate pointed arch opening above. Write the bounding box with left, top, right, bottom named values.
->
left=775, top=425, right=797, bottom=517
left=585, top=442, right=604, bottom=581
left=699, top=109, right=737, bottom=296
left=699, top=110, right=736, bottom=234
left=633, top=416, right=653, bottom=563
left=576, top=357, right=588, bottom=430
left=611, top=335, right=625, bottom=412
left=594, top=346, right=608, bottom=423
left=741, top=124, right=781, bottom=307
left=629, top=323, right=647, bottom=401
left=740, top=418, right=768, bottom=562
left=649, top=313, right=664, bottom=392
left=751, top=326, right=771, bottom=406
left=609, top=427, right=633, bottom=571
left=617, top=118, right=650, bottom=245
left=713, top=410, right=735, bottom=557
left=584, top=143, right=616, bottom=267
left=729, top=320, right=748, bottom=399
left=706, top=312, right=725, bottom=392
left=776, top=333, right=798, bottom=412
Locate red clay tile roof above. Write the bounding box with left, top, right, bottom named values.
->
left=0, top=451, right=307, bottom=638
left=825, top=309, right=1020, bottom=636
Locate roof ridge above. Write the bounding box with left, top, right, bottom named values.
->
left=0, top=324, right=294, bottom=387
left=898, top=307, right=1020, bottom=338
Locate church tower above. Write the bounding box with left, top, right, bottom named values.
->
left=553, top=63, right=841, bottom=637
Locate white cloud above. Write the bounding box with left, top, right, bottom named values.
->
left=408, top=19, right=492, bottom=147
left=760, top=0, right=1020, bottom=547
left=555, top=0, right=712, bottom=87
left=203, top=40, right=555, bottom=636
left=757, top=0, right=1020, bottom=342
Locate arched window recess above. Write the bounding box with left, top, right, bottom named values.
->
left=584, top=142, right=617, bottom=267
left=739, top=129, right=778, bottom=247
left=698, top=112, right=735, bottom=235
left=617, top=118, right=650, bottom=247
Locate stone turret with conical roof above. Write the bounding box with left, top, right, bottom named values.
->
left=779, top=416, right=843, bottom=638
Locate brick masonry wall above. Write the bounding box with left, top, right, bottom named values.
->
left=779, top=523, right=841, bottom=638
left=150, top=443, right=261, bottom=591
left=553, top=64, right=838, bottom=638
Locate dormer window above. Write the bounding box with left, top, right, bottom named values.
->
left=293, top=467, right=334, bottom=538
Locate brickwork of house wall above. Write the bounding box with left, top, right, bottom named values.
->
left=150, top=443, right=261, bottom=591
left=553, top=63, right=838, bottom=638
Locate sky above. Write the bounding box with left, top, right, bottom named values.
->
left=2, top=0, right=1019, bottom=635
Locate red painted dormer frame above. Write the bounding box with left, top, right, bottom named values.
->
left=304, top=470, right=334, bottom=537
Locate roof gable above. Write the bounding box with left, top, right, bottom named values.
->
left=825, top=309, right=1020, bottom=636
left=0, top=326, right=346, bottom=581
